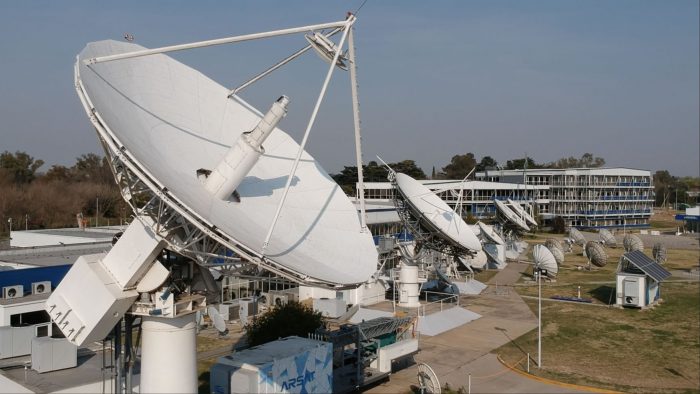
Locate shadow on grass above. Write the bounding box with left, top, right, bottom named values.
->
left=589, top=285, right=615, bottom=305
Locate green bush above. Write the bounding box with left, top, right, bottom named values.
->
left=244, top=301, right=324, bottom=347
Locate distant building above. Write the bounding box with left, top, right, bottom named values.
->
left=356, top=167, right=654, bottom=233
left=476, top=167, right=654, bottom=229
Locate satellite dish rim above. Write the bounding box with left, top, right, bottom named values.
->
left=506, top=198, right=538, bottom=226
left=493, top=199, right=530, bottom=231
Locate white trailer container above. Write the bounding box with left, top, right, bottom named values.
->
left=210, top=336, right=332, bottom=394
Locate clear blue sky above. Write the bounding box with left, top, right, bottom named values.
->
left=0, top=1, right=698, bottom=177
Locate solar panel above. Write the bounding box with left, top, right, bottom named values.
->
left=622, top=250, right=671, bottom=282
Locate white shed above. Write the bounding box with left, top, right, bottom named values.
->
left=616, top=251, right=671, bottom=308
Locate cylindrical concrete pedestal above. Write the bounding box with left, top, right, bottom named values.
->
left=398, top=265, right=421, bottom=308
left=140, top=313, right=197, bottom=393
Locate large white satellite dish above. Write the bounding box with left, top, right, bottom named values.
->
left=75, top=39, right=376, bottom=286
left=506, top=198, right=538, bottom=226
left=569, top=228, right=587, bottom=247
left=493, top=199, right=530, bottom=231
left=393, top=173, right=481, bottom=252
left=477, top=221, right=504, bottom=245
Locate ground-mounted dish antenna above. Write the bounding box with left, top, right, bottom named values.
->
left=390, top=172, right=482, bottom=254
left=585, top=241, right=608, bottom=268
left=417, top=363, right=441, bottom=394
left=547, top=244, right=565, bottom=266
left=477, top=221, right=504, bottom=245
left=47, top=15, right=376, bottom=393
left=459, top=250, right=488, bottom=270
left=623, top=234, right=644, bottom=253
left=544, top=238, right=562, bottom=252
left=569, top=228, right=587, bottom=247
left=506, top=198, right=538, bottom=227
left=599, top=229, right=617, bottom=248
left=652, top=242, right=667, bottom=264
left=493, top=199, right=530, bottom=232
left=532, top=244, right=558, bottom=278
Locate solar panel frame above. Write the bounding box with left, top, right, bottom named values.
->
left=622, top=250, right=671, bottom=282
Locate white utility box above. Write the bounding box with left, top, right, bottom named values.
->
left=31, top=337, right=78, bottom=373
left=210, top=336, right=332, bottom=394
left=313, top=298, right=346, bottom=318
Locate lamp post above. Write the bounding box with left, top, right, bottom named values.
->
left=537, top=267, right=547, bottom=368
left=7, top=218, right=12, bottom=241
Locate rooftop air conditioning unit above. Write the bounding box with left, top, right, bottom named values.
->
left=3, top=285, right=24, bottom=299
left=32, top=281, right=52, bottom=295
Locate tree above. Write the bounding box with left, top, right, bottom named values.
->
left=549, top=153, right=605, bottom=169
left=552, top=216, right=567, bottom=234
left=72, top=153, right=113, bottom=184
left=0, top=151, right=44, bottom=184
left=475, top=156, right=498, bottom=172
left=440, top=153, right=476, bottom=179
left=245, top=301, right=324, bottom=347
left=331, top=160, right=426, bottom=194
left=505, top=157, right=538, bottom=170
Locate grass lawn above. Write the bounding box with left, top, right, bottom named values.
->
left=497, top=282, right=700, bottom=393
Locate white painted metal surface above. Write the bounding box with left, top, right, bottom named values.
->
left=493, top=199, right=530, bottom=231
left=77, top=39, right=376, bottom=285
left=532, top=245, right=558, bottom=277
left=477, top=221, right=504, bottom=245
left=506, top=198, right=537, bottom=226
left=394, top=173, right=481, bottom=251
left=398, top=265, right=421, bottom=308
left=140, top=314, right=198, bottom=394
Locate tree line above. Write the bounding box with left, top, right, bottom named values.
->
left=1, top=151, right=127, bottom=235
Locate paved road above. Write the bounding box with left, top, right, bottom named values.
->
left=368, top=262, right=590, bottom=393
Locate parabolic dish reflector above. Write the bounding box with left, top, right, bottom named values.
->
left=477, top=222, right=504, bottom=245
left=585, top=241, right=608, bottom=267
left=532, top=244, right=558, bottom=278
left=599, top=229, right=617, bottom=248
left=569, top=228, right=586, bottom=246
left=547, top=245, right=565, bottom=266
left=394, top=173, right=481, bottom=252
left=493, top=199, right=529, bottom=231
left=76, top=40, right=376, bottom=285
left=623, top=234, right=644, bottom=253
left=506, top=198, right=537, bottom=226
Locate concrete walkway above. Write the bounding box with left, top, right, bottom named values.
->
left=368, top=262, right=590, bottom=393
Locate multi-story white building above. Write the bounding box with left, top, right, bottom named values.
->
left=356, top=167, right=654, bottom=238
left=476, top=167, right=654, bottom=229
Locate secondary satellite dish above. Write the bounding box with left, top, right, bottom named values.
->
left=459, top=250, right=487, bottom=270
left=599, top=229, right=617, bottom=248
left=393, top=172, right=481, bottom=252
left=532, top=244, right=558, bottom=278
left=585, top=241, right=608, bottom=267
left=75, top=39, right=376, bottom=286
left=569, top=228, right=586, bottom=247
left=417, top=363, right=441, bottom=394
left=477, top=221, right=504, bottom=245
left=652, top=242, right=667, bottom=264
left=544, top=238, right=562, bottom=252
left=506, top=198, right=537, bottom=226
left=207, top=305, right=228, bottom=336
left=623, top=234, right=644, bottom=253
left=493, top=199, right=529, bottom=232
left=305, top=31, right=348, bottom=70
left=547, top=245, right=565, bottom=266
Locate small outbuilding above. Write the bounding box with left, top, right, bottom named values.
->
left=616, top=250, right=671, bottom=308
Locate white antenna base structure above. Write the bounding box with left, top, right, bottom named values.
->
left=45, top=219, right=166, bottom=346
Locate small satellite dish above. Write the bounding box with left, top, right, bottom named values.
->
left=305, top=31, right=348, bottom=70
left=623, top=234, right=644, bottom=253
left=459, top=250, right=487, bottom=270
left=585, top=241, right=608, bottom=267
left=417, top=363, right=441, bottom=394
left=477, top=221, right=504, bottom=245
left=532, top=244, right=558, bottom=278
left=599, top=229, right=617, bottom=248
left=569, top=228, right=586, bottom=247
left=544, top=238, right=562, bottom=252
left=652, top=242, right=667, bottom=264
left=393, top=173, right=481, bottom=252
left=547, top=245, right=565, bottom=266
left=207, top=305, right=229, bottom=336
left=493, top=199, right=529, bottom=232
left=506, top=198, right=537, bottom=226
